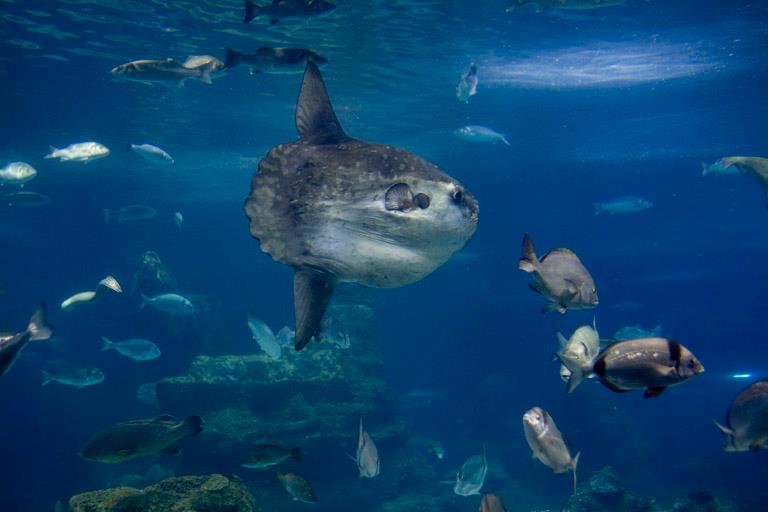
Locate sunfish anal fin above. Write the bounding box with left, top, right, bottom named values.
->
left=295, top=62, right=348, bottom=145
left=293, top=268, right=336, bottom=351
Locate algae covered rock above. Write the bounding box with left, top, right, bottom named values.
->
left=68, top=474, right=260, bottom=512
left=569, top=466, right=659, bottom=512
left=668, top=490, right=741, bottom=512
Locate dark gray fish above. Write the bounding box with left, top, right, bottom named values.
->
left=715, top=380, right=768, bottom=452
left=225, top=46, right=328, bottom=74
left=242, top=443, right=302, bottom=469
left=522, top=406, right=579, bottom=493
left=558, top=337, right=705, bottom=398
left=518, top=233, right=598, bottom=314
left=0, top=303, right=53, bottom=377
left=244, top=0, right=336, bottom=25
left=276, top=470, right=317, bottom=503
left=244, top=62, right=478, bottom=351
left=3, top=191, right=51, bottom=207
left=111, top=59, right=213, bottom=85
left=80, top=414, right=202, bottom=463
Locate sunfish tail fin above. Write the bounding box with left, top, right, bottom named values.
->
left=28, top=303, right=53, bottom=341
left=243, top=0, right=261, bottom=23
left=571, top=452, right=580, bottom=494
left=293, top=268, right=336, bottom=351
left=518, top=233, right=538, bottom=273
left=556, top=351, right=587, bottom=393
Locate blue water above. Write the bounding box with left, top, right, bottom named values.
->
left=2, top=0, right=768, bottom=510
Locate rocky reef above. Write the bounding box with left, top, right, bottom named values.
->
left=569, top=466, right=658, bottom=512
left=68, top=474, right=260, bottom=512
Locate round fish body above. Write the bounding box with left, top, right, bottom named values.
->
left=522, top=407, right=577, bottom=474
left=557, top=324, right=600, bottom=382
left=277, top=471, right=317, bottom=503
left=0, top=162, right=37, bottom=185
left=718, top=380, right=768, bottom=452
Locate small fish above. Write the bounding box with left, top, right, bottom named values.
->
left=0, top=303, right=53, bottom=377
left=555, top=323, right=600, bottom=383
left=719, top=156, right=768, bottom=209
left=354, top=417, right=380, bottom=478
left=518, top=233, right=598, bottom=314
left=45, top=142, right=110, bottom=163
left=182, top=54, right=227, bottom=76
left=454, top=126, right=509, bottom=145
left=80, top=414, right=202, bottom=463
left=103, top=205, right=157, bottom=223
left=427, top=440, right=445, bottom=460
left=42, top=363, right=104, bottom=388
left=513, top=0, right=624, bottom=11
left=111, top=58, right=213, bottom=85
left=243, top=0, right=336, bottom=25
left=614, top=324, right=662, bottom=341
left=242, top=443, right=302, bottom=469
left=276, top=469, right=317, bottom=503
left=61, top=276, right=122, bottom=311
left=128, top=143, right=174, bottom=164
left=61, top=275, right=123, bottom=311
left=174, top=211, right=183, bottom=228
left=480, top=493, right=507, bottom=512
left=701, top=160, right=739, bottom=177
left=453, top=449, right=487, bottom=496
left=247, top=313, right=281, bottom=360
left=594, top=196, right=652, bottom=215
left=557, top=337, right=705, bottom=398
left=715, top=380, right=768, bottom=452
left=225, top=46, right=328, bottom=74
left=0, top=162, right=37, bottom=186
left=101, top=336, right=161, bottom=361
left=3, top=191, right=51, bottom=207
left=140, top=293, right=195, bottom=316
left=523, top=407, right=580, bottom=493
left=456, top=62, right=478, bottom=103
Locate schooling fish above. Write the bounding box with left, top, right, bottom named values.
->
left=101, top=336, right=161, bottom=361
left=61, top=276, right=123, bottom=311
left=0, top=162, right=37, bottom=186
left=518, top=233, right=598, bottom=314
left=453, top=448, right=487, bottom=496
left=242, top=443, right=302, bottom=469
left=111, top=58, right=213, bottom=85
left=276, top=469, right=318, bottom=503
left=480, top=493, right=507, bottom=512
left=523, top=407, right=579, bottom=493
left=103, top=204, right=157, bottom=223
left=719, top=156, right=768, bottom=208
left=593, top=196, right=652, bottom=215
left=354, top=417, right=380, bottom=478
left=225, top=46, right=328, bottom=74
left=555, top=323, right=600, bottom=383
left=243, top=0, right=336, bottom=25
left=140, top=293, right=195, bottom=316
left=45, top=142, right=110, bottom=163
left=715, top=380, right=768, bottom=452
left=246, top=313, right=282, bottom=360
left=557, top=337, right=705, bottom=398
left=454, top=125, right=509, bottom=145
left=0, top=303, right=53, bottom=377
left=128, top=143, right=174, bottom=164
left=80, top=414, right=202, bottom=463
left=456, top=62, right=478, bottom=103
left=42, top=362, right=104, bottom=388
left=244, top=62, right=478, bottom=351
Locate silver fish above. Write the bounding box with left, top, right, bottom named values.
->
left=355, top=417, right=380, bottom=478
left=45, top=142, right=109, bottom=162
left=518, top=233, right=598, bottom=314
left=224, top=46, right=328, bottom=74
left=558, top=337, right=705, bottom=398
left=80, top=414, right=202, bottom=463
left=42, top=362, right=104, bottom=388
left=128, top=143, right=174, bottom=164
left=246, top=313, right=281, bottom=360
left=456, top=63, right=478, bottom=103
left=454, top=125, right=509, bottom=145
left=111, top=58, right=213, bottom=85
left=555, top=323, right=600, bottom=382
left=715, top=380, right=768, bottom=452
left=103, top=205, right=157, bottom=223
left=0, top=304, right=53, bottom=377
left=244, top=62, right=478, bottom=350
left=594, top=196, right=652, bottom=215
left=243, top=0, right=336, bottom=24
left=101, top=336, right=161, bottom=361
left=182, top=54, right=226, bottom=76
left=453, top=448, right=487, bottom=496
left=0, top=162, right=36, bottom=186
left=522, top=407, right=579, bottom=493
left=140, top=293, right=194, bottom=316
left=61, top=275, right=123, bottom=311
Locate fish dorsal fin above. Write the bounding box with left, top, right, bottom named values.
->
left=296, top=62, right=348, bottom=145
left=293, top=268, right=336, bottom=350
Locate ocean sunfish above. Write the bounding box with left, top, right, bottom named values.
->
left=244, top=62, right=479, bottom=350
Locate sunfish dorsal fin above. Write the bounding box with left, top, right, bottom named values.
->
left=296, top=62, right=348, bottom=145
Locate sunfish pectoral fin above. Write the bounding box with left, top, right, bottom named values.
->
left=293, top=268, right=336, bottom=351
left=295, top=61, right=348, bottom=145
left=713, top=420, right=735, bottom=437
left=643, top=386, right=666, bottom=399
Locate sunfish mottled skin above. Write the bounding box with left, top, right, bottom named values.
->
left=522, top=406, right=580, bottom=493
left=245, top=62, right=478, bottom=350
left=720, top=156, right=768, bottom=208
left=715, top=380, right=768, bottom=452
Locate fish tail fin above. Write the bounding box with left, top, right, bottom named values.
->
left=101, top=336, right=113, bottom=351
left=501, top=136, right=510, bottom=146
left=518, top=233, right=538, bottom=273
left=140, top=294, right=149, bottom=310
left=556, top=332, right=568, bottom=351
left=103, top=208, right=110, bottom=223
left=713, top=419, right=735, bottom=437
left=291, top=447, right=303, bottom=462
left=44, top=146, right=57, bottom=159
left=224, top=47, right=243, bottom=69
left=594, top=202, right=604, bottom=215
left=199, top=67, right=212, bottom=85
left=126, top=143, right=134, bottom=153
left=556, top=351, right=587, bottom=393
left=571, top=452, right=580, bottom=494
left=183, top=415, right=204, bottom=436
left=701, top=162, right=708, bottom=176
left=42, top=370, right=53, bottom=386
left=243, top=0, right=261, bottom=23
left=28, top=303, right=53, bottom=341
